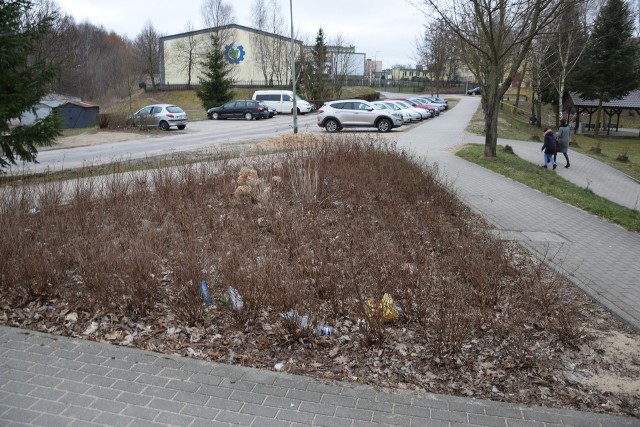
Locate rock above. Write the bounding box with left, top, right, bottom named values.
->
left=563, top=371, right=587, bottom=385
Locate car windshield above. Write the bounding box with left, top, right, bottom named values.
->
left=166, top=106, right=184, bottom=113
left=373, top=104, right=386, bottom=110
left=411, top=99, right=426, bottom=105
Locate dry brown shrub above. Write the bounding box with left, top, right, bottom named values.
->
left=0, top=135, right=584, bottom=357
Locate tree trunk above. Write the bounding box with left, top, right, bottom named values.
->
left=515, top=59, right=528, bottom=108
left=484, top=95, right=499, bottom=157
left=594, top=98, right=603, bottom=139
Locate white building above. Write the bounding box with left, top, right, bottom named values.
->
left=160, top=24, right=303, bottom=86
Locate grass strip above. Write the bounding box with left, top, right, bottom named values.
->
left=456, top=143, right=640, bottom=232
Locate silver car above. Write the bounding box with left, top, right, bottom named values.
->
left=127, top=104, right=188, bottom=130
left=316, top=99, right=403, bottom=133
left=381, top=101, right=422, bottom=122
left=390, top=100, right=431, bottom=119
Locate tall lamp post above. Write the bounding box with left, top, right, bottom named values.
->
left=289, top=0, right=298, bottom=134
left=374, top=51, right=380, bottom=87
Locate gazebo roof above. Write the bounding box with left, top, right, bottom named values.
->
left=568, top=90, right=640, bottom=109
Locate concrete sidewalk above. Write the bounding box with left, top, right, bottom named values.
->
left=1, top=96, right=639, bottom=427
left=465, top=134, right=640, bottom=211
left=397, top=96, right=640, bottom=332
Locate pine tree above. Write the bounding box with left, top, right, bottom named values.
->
left=0, top=0, right=62, bottom=169
left=308, top=28, right=331, bottom=100
left=197, top=35, right=234, bottom=110
left=569, top=0, right=639, bottom=136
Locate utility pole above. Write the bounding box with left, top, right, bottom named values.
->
left=289, top=0, right=298, bottom=134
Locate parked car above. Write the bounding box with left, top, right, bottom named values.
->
left=127, top=104, right=187, bottom=130
left=252, top=90, right=313, bottom=114
left=390, top=98, right=437, bottom=117
left=316, top=99, right=403, bottom=133
left=258, top=101, right=277, bottom=118
left=467, top=86, right=481, bottom=95
left=379, top=101, right=422, bottom=122
left=372, top=101, right=407, bottom=124
left=207, top=100, right=269, bottom=120
left=409, top=97, right=440, bottom=116
left=389, top=100, right=431, bottom=119
left=423, top=96, right=448, bottom=110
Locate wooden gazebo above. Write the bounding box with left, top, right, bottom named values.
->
left=562, top=90, right=640, bottom=136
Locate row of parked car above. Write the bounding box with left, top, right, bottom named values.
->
left=206, top=90, right=315, bottom=121
left=125, top=93, right=449, bottom=133
left=316, top=96, right=449, bottom=133
left=126, top=90, right=315, bottom=130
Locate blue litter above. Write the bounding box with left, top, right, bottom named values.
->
left=200, top=280, right=213, bottom=306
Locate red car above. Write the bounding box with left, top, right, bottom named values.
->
left=387, top=98, right=438, bottom=117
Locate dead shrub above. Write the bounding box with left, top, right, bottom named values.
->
left=0, top=134, right=589, bottom=401
left=98, top=112, right=128, bottom=129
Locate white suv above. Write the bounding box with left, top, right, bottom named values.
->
left=316, top=99, right=403, bottom=133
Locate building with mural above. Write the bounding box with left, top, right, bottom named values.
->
left=159, top=24, right=303, bottom=86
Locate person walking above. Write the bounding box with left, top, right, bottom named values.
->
left=541, top=127, right=557, bottom=170
left=555, top=119, right=571, bottom=168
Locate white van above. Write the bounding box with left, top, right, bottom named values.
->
left=252, top=90, right=313, bottom=115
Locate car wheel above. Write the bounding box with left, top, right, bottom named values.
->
left=244, top=112, right=253, bottom=120
left=159, top=121, right=170, bottom=131
left=325, top=119, right=340, bottom=133
left=212, top=112, right=219, bottom=120
left=177, top=125, right=186, bottom=130
left=377, top=118, right=391, bottom=132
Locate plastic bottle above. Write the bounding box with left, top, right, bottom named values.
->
left=318, top=325, right=335, bottom=336
left=200, top=280, right=212, bottom=306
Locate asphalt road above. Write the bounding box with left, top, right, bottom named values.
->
left=9, top=113, right=322, bottom=175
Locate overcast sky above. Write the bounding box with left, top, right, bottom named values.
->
left=53, top=0, right=428, bottom=67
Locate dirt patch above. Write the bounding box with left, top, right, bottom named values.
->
left=43, top=131, right=152, bottom=150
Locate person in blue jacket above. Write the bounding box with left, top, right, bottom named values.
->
left=541, top=127, right=557, bottom=170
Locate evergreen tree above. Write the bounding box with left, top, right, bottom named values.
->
left=569, top=0, right=639, bottom=136
left=197, top=35, right=234, bottom=110
left=308, top=28, right=331, bottom=100
left=1, top=0, right=62, bottom=169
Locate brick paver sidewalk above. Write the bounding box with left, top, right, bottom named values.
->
left=1, top=325, right=637, bottom=426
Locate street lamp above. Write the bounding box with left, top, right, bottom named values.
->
left=289, top=0, right=297, bottom=134
left=374, top=51, right=380, bottom=87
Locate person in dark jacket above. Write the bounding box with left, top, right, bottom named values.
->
left=541, top=127, right=557, bottom=170
left=555, top=119, right=570, bottom=168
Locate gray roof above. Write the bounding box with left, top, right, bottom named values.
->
left=568, top=90, right=640, bottom=108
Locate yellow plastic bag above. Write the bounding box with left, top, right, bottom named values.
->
left=365, top=293, right=398, bottom=322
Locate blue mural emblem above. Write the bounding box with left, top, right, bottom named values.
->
left=224, top=44, right=246, bottom=64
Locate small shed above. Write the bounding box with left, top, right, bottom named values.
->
left=56, top=101, right=100, bottom=129
left=563, top=91, right=640, bottom=136
left=19, top=94, right=80, bottom=125
left=20, top=102, right=56, bottom=126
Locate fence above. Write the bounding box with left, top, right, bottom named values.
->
left=157, top=78, right=470, bottom=94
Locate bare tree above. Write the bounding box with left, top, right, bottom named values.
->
left=171, top=21, right=201, bottom=88
left=251, top=0, right=271, bottom=83
left=201, top=0, right=235, bottom=51
left=543, top=1, right=591, bottom=123
left=328, top=33, right=358, bottom=98
left=134, top=21, right=162, bottom=90
left=416, top=0, right=574, bottom=157
left=250, top=0, right=290, bottom=86
left=416, top=19, right=452, bottom=95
